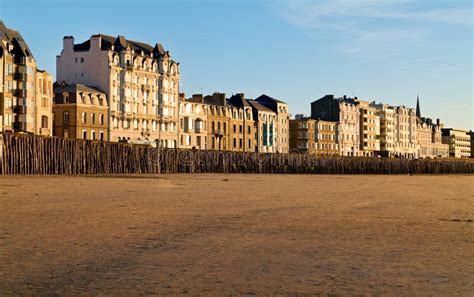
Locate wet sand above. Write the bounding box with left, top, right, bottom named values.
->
left=0, top=174, right=473, bottom=295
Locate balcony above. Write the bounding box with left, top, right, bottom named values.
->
left=13, top=122, right=27, bottom=131
left=14, top=72, right=27, bottom=81
left=15, top=89, right=28, bottom=98
left=15, top=56, right=27, bottom=65
left=213, top=129, right=224, bottom=137
left=13, top=105, right=28, bottom=114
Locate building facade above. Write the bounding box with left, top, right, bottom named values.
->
left=53, top=83, right=109, bottom=140
left=254, top=94, right=290, bottom=153
left=56, top=34, right=180, bottom=147
left=289, top=117, right=339, bottom=155
left=442, top=128, right=471, bottom=158
left=357, top=100, right=380, bottom=157
left=468, top=131, right=474, bottom=158
left=227, top=94, right=255, bottom=152
left=178, top=94, right=208, bottom=149
left=248, top=100, right=277, bottom=153
left=0, top=21, right=53, bottom=135
left=311, top=95, right=360, bottom=156
left=35, top=70, right=53, bottom=136
left=416, top=118, right=449, bottom=158
left=371, top=103, right=395, bottom=157
left=393, top=106, right=418, bottom=158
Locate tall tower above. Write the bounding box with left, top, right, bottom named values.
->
left=416, top=95, right=421, bottom=118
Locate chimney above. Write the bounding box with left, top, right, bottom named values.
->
left=90, top=35, right=102, bottom=50
left=436, top=118, right=440, bottom=126
left=192, top=94, right=204, bottom=103
left=63, top=36, right=74, bottom=52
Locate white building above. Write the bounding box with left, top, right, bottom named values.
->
left=56, top=34, right=180, bottom=147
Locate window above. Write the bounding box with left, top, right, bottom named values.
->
left=99, top=131, right=104, bottom=141
left=239, top=125, right=243, bottom=133
left=63, top=129, right=69, bottom=138
left=81, top=112, right=87, bottom=124
left=91, top=113, right=95, bottom=124
left=233, top=125, right=236, bottom=133
left=233, top=138, right=236, bottom=148
left=99, top=114, right=104, bottom=125
left=91, top=130, right=96, bottom=140
left=63, top=112, right=70, bottom=124
left=41, top=116, right=48, bottom=128
left=82, top=130, right=87, bottom=139
left=80, top=57, right=84, bottom=63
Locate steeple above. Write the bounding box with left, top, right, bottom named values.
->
left=416, top=95, right=421, bottom=118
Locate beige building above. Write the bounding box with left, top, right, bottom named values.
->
left=416, top=118, right=449, bottom=158
left=35, top=70, right=53, bottom=136
left=311, top=95, right=360, bottom=156
left=53, top=83, right=109, bottom=141
left=442, top=128, right=471, bottom=158
left=200, top=93, right=230, bottom=151
left=371, top=103, right=396, bottom=157
left=179, top=94, right=208, bottom=149
left=468, top=131, right=474, bottom=158
left=393, top=106, right=418, bottom=158
left=0, top=21, right=53, bottom=136
left=289, top=117, right=339, bottom=156
left=357, top=100, right=380, bottom=157
left=56, top=34, right=180, bottom=147
left=248, top=100, right=277, bottom=153
left=254, top=94, right=290, bottom=153
left=226, top=94, right=255, bottom=152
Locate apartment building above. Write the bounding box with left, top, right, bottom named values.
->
left=0, top=21, right=53, bottom=135
left=248, top=100, right=276, bottom=153
left=227, top=94, right=255, bottom=152
left=357, top=100, right=380, bottom=157
left=468, top=131, right=474, bottom=158
left=370, top=103, right=395, bottom=157
left=289, top=117, right=338, bottom=156
left=56, top=34, right=180, bottom=147
left=254, top=94, right=290, bottom=153
left=199, top=93, right=229, bottom=151
left=311, top=95, right=360, bottom=156
left=393, top=106, right=418, bottom=158
left=179, top=94, right=208, bottom=149
left=442, top=128, right=471, bottom=158
left=53, top=83, right=108, bottom=140
left=35, top=70, right=53, bottom=136
left=416, top=118, right=449, bottom=158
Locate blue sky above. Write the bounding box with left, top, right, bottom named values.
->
left=1, top=0, right=472, bottom=129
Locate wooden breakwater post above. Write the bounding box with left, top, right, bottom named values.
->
left=0, top=132, right=473, bottom=175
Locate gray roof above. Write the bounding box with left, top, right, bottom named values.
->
left=228, top=93, right=251, bottom=108
left=255, top=94, right=285, bottom=104
left=54, top=83, right=105, bottom=95
left=0, top=21, right=34, bottom=58
left=247, top=100, right=274, bottom=113
left=73, top=34, right=167, bottom=58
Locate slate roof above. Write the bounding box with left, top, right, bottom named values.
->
left=255, top=94, right=285, bottom=104
left=0, top=21, right=34, bottom=58
left=247, top=100, right=274, bottom=113
left=73, top=34, right=167, bottom=58
left=228, top=93, right=251, bottom=108
left=54, top=83, right=105, bottom=95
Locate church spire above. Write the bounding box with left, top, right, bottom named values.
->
left=416, top=95, right=421, bottom=118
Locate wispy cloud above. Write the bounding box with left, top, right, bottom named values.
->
left=277, top=0, right=473, bottom=28
left=272, top=0, right=472, bottom=62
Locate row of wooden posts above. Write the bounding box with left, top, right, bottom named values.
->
left=0, top=133, right=473, bottom=175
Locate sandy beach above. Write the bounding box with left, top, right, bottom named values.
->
left=0, top=174, right=473, bottom=295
